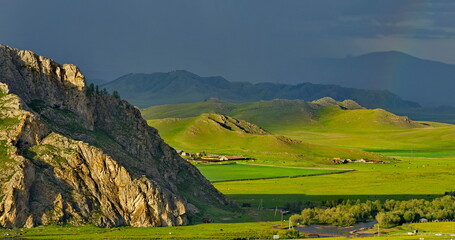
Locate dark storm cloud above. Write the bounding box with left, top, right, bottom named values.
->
left=1, top=0, right=455, bottom=83
left=325, top=0, right=455, bottom=39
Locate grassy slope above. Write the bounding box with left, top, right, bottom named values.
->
left=142, top=98, right=426, bottom=132
left=149, top=113, right=390, bottom=166
left=144, top=99, right=455, bottom=207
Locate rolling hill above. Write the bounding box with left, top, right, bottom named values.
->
left=147, top=113, right=391, bottom=165
left=143, top=98, right=455, bottom=159
left=101, top=70, right=419, bottom=110
left=142, top=97, right=423, bottom=132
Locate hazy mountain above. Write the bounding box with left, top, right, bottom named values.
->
left=102, top=70, right=419, bottom=110
left=292, top=51, right=455, bottom=107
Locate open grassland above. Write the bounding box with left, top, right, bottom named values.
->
left=213, top=157, right=455, bottom=208
left=196, top=163, right=342, bottom=182
left=148, top=113, right=392, bottom=167
left=409, top=222, right=455, bottom=233
left=137, top=100, right=455, bottom=239
left=3, top=222, right=454, bottom=240
left=270, top=106, right=455, bottom=159
left=0, top=222, right=287, bottom=240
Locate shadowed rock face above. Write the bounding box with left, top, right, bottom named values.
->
left=0, top=44, right=231, bottom=228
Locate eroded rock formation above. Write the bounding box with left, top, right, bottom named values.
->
left=0, top=44, right=230, bottom=228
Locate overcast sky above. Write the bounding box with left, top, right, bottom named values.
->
left=1, top=0, right=455, bottom=83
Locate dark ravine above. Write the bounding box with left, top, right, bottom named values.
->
left=0, top=44, right=232, bottom=228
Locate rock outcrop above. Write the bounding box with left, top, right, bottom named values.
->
left=0, top=44, right=231, bottom=228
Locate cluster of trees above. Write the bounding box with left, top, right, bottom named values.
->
left=288, top=196, right=455, bottom=227
left=86, top=83, right=120, bottom=99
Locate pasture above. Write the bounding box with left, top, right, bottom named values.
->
left=409, top=222, right=455, bottom=233
left=196, top=163, right=343, bottom=182
left=0, top=222, right=286, bottom=240
left=213, top=157, right=455, bottom=208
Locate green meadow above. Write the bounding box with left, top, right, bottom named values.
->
left=140, top=99, right=455, bottom=239
left=409, top=222, right=455, bottom=233
left=148, top=113, right=392, bottom=167
left=213, top=157, right=455, bottom=208
left=0, top=222, right=286, bottom=239
left=144, top=99, right=455, bottom=208
left=196, top=163, right=342, bottom=182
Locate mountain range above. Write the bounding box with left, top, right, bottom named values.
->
left=282, top=51, right=455, bottom=107
left=102, top=70, right=419, bottom=110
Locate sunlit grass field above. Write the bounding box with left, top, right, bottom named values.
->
left=6, top=101, right=454, bottom=239
left=409, top=222, right=455, bottom=233
left=0, top=222, right=286, bottom=240
left=196, top=163, right=342, bottom=182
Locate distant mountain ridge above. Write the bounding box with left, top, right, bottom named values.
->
left=102, top=70, right=420, bottom=110
left=291, top=51, right=455, bottom=106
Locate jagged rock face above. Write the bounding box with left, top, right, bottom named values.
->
left=0, top=45, right=231, bottom=228
left=0, top=46, right=94, bottom=129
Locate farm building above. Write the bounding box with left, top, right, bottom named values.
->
left=332, top=158, right=350, bottom=164
left=219, top=155, right=249, bottom=161
left=200, top=154, right=251, bottom=162
left=332, top=158, right=385, bottom=164
left=175, top=150, right=190, bottom=156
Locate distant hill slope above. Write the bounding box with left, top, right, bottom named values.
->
left=148, top=113, right=390, bottom=165
left=102, top=70, right=419, bottom=109
left=142, top=98, right=423, bottom=132
left=291, top=51, right=455, bottom=107
left=144, top=98, right=455, bottom=160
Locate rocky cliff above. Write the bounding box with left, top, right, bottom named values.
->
left=0, top=45, right=231, bottom=228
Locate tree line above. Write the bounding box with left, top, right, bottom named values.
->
left=288, top=195, right=455, bottom=227
left=86, top=83, right=120, bottom=99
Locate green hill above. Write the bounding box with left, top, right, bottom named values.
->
left=143, top=98, right=455, bottom=159
left=142, top=97, right=423, bottom=132
left=102, top=70, right=420, bottom=109
left=148, top=113, right=391, bottom=165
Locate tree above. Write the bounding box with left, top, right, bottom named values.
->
left=113, top=90, right=120, bottom=99
left=300, top=209, right=313, bottom=225
left=289, top=214, right=302, bottom=227
left=403, top=211, right=417, bottom=223
left=375, top=212, right=401, bottom=227
left=86, top=83, right=95, bottom=95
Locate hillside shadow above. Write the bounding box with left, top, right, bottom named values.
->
left=226, top=193, right=443, bottom=208
left=204, top=193, right=445, bottom=223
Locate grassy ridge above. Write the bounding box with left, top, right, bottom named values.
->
left=141, top=98, right=424, bottom=132
left=148, top=113, right=391, bottom=166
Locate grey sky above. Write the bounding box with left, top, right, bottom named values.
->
left=1, top=0, right=455, bottom=83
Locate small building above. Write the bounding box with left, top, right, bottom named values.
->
left=419, top=218, right=428, bottom=223
left=218, top=155, right=250, bottom=161
left=176, top=150, right=190, bottom=156
left=332, top=158, right=349, bottom=164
